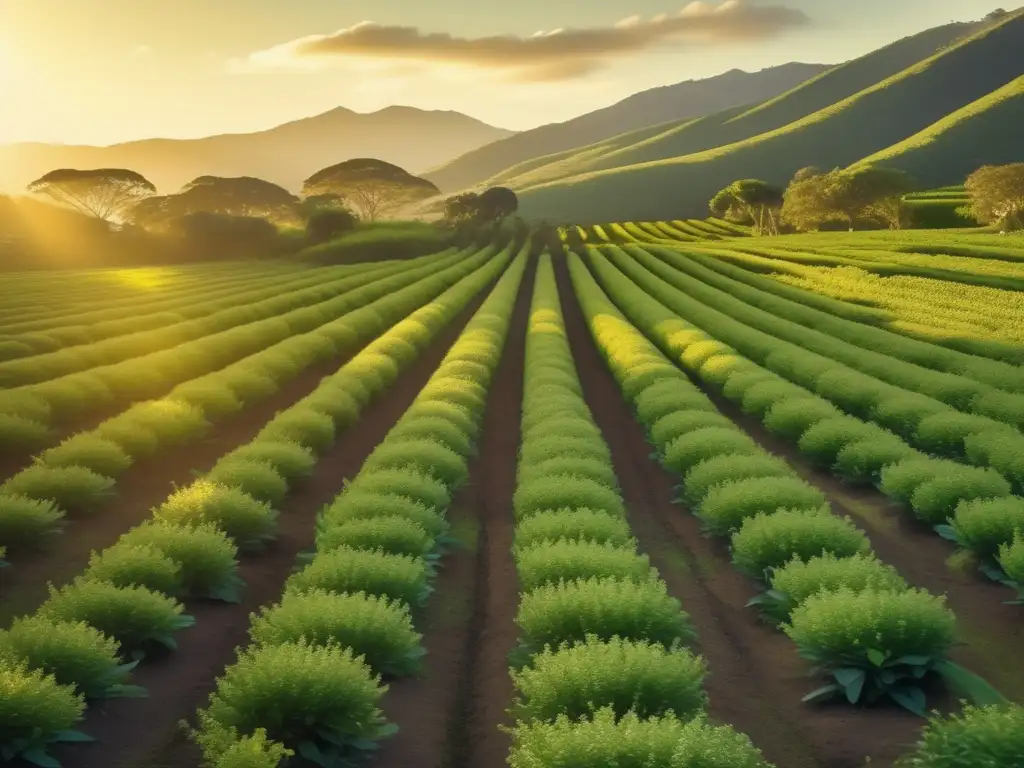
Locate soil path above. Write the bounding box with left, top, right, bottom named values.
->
left=53, top=286, right=495, bottom=768
left=553, top=255, right=929, bottom=768
left=375, top=254, right=534, bottom=768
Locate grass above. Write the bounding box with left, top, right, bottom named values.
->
left=295, top=221, right=453, bottom=264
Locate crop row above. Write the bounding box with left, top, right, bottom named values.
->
left=569, top=250, right=1005, bottom=717
left=592, top=247, right=1024, bottom=597
left=504, top=253, right=772, bottom=767
left=0, top=244, right=519, bottom=766
left=0, top=247, right=493, bottom=557
left=0, top=263, right=363, bottom=361
left=188, top=244, right=529, bottom=766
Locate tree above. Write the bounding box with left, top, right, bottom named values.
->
left=297, top=193, right=348, bottom=220
left=303, top=159, right=439, bottom=222
left=781, top=169, right=849, bottom=231
left=477, top=187, right=518, bottom=221
left=173, top=212, right=281, bottom=260
left=965, top=163, right=1024, bottom=231
left=129, top=176, right=299, bottom=230
left=709, top=179, right=784, bottom=235
left=443, top=192, right=482, bottom=226
left=306, top=209, right=359, bottom=244
left=27, top=168, right=156, bottom=223
left=844, top=166, right=917, bottom=229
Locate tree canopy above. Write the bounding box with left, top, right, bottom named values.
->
left=965, top=163, right=1024, bottom=231
left=130, top=176, right=299, bottom=229
left=442, top=186, right=519, bottom=227
left=781, top=166, right=916, bottom=231
left=302, top=159, right=439, bottom=221
left=709, top=179, right=784, bottom=235
left=27, top=168, right=156, bottom=223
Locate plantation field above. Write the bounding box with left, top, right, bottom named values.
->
left=1, top=233, right=1022, bottom=768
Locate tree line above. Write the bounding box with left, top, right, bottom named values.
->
left=709, top=162, right=1024, bottom=234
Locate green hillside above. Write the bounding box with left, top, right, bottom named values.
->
left=515, top=11, right=1024, bottom=223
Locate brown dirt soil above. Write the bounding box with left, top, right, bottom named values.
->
left=375, top=254, right=534, bottom=768
left=48, top=287, right=495, bottom=768
left=690, top=383, right=1024, bottom=703
left=553, top=254, right=932, bottom=768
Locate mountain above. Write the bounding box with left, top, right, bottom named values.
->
left=511, top=10, right=1023, bottom=223
left=0, top=106, right=514, bottom=196
left=422, top=63, right=830, bottom=193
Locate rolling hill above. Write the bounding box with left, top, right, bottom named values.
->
left=0, top=106, right=514, bottom=196
left=512, top=9, right=1024, bottom=223
left=421, top=63, right=829, bottom=193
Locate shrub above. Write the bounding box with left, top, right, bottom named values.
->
left=194, top=727, right=292, bottom=768
left=634, top=385, right=714, bottom=427
left=0, top=493, right=64, bottom=549
left=947, top=497, right=1024, bottom=561
left=813, top=368, right=889, bottom=417
left=763, top=397, right=843, bottom=441
left=871, top=394, right=949, bottom=439
left=170, top=380, right=243, bottom=419
left=520, top=435, right=609, bottom=467
left=763, top=553, right=907, bottom=620
left=910, top=467, right=1011, bottom=525
left=1, top=465, right=115, bottom=515
left=730, top=509, right=871, bottom=581
left=696, top=476, right=827, bottom=537
left=154, top=481, right=278, bottom=551
left=914, top=413, right=1006, bottom=459
left=515, top=577, right=694, bottom=656
left=307, top=208, right=358, bottom=244
left=341, top=468, right=450, bottom=512
left=721, top=369, right=777, bottom=404
left=522, top=417, right=601, bottom=445
left=879, top=458, right=958, bottom=505
left=516, top=540, right=654, bottom=592
left=323, top=491, right=446, bottom=541
left=38, top=578, right=195, bottom=657
left=83, top=544, right=184, bottom=596
left=226, top=441, right=317, bottom=483
left=0, top=660, right=88, bottom=767
left=222, top=369, right=280, bottom=403
left=997, top=532, right=1024, bottom=590
left=784, top=588, right=957, bottom=714
left=362, top=439, right=468, bottom=488
left=387, top=417, right=473, bottom=456
left=205, top=459, right=289, bottom=506
left=681, top=454, right=791, bottom=507
left=740, top=380, right=809, bottom=419
left=662, top=428, right=760, bottom=476
left=507, top=709, right=772, bottom=768
left=300, top=388, right=362, bottom=429
left=94, top=419, right=160, bottom=458
left=649, top=411, right=734, bottom=449
left=511, top=636, right=707, bottom=724
left=798, top=417, right=889, bottom=467
left=121, top=399, right=210, bottom=446
left=0, top=391, right=51, bottom=422
left=964, top=429, right=1024, bottom=490
left=36, top=435, right=134, bottom=477
left=0, top=617, right=142, bottom=700
left=116, top=521, right=242, bottom=602
left=897, top=703, right=1024, bottom=768
left=518, top=456, right=618, bottom=489
left=404, top=400, right=477, bottom=440
left=833, top=436, right=921, bottom=483
left=249, top=589, right=423, bottom=677
left=0, top=413, right=51, bottom=453
left=513, top=474, right=624, bottom=521
left=514, top=508, right=634, bottom=551
left=257, top=409, right=335, bottom=454
left=317, top=516, right=433, bottom=558
left=194, top=641, right=391, bottom=764
left=287, top=547, right=430, bottom=607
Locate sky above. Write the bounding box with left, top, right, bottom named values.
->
left=0, top=0, right=1007, bottom=146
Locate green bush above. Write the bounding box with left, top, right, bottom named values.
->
left=516, top=540, right=654, bottom=592
left=362, top=439, right=469, bottom=488
left=205, top=459, right=289, bottom=506
left=997, top=532, right=1024, bottom=590
left=871, top=394, right=949, bottom=439
left=759, top=553, right=908, bottom=623
left=0, top=391, right=52, bottom=422
left=812, top=369, right=889, bottom=418
left=696, top=476, right=828, bottom=537
left=340, top=468, right=451, bottom=512
left=0, top=413, right=51, bottom=453
left=0, top=617, right=143, bottom=700
left=194, top=726, right=292, bottom=768
left=514, top=508, right=634, bottom=551
left=649, top=411, right=733, bottom=449
left=634, top=385, right=714, bottom=427
left=964, top=429, right=1024, bottom=490
left=513, top=474, right=625, bottom=521
left=507, top=709, right=772, bottom=768
left=226, top=441, right=317, bottom=483
left=721, top=370, right=777, bottom=405
left=682, top=454, right=791, bottom=507
left=914, top=413, right=1007, bottom=459
left=257, top=408, right=335, bottom=454
left=948, top=497, right=1024, bottom=561
left=730, top=509, right=871, bottom=581
left=83, top=544, right=184, bottom=596
left=222, top=369, right=280, bottom=403
left=0, top=660, right=88, bottom=766
left=36, top=435, right=134, bottom=477
left=763, top=397, right=844, bottom=442
left=0, top=493, right=64, bottom=549
left=323, top=491, right=446, bottom=540
left=387, top=417, right=473, bottom=456
left=520, top=435, right=610, bottom=467
left=833, top=436, right=921, bottom=483
left=897, top=703, right=1024, bottom=768
left=249, top=589, right=423, bottom=677
left=522, top=417, right=601, bottom=445
left=122, top=399, right=210, bottom=446
left=287, top=547, right=429, bottom=607
left=518, top=456, right=618, bottom=490
left=515, top=576, right=694, bottom=656
left=154, top=481, right=278, bottom=551
left=94, top=418, right=160, bottom=458
left=784, top=588, right=957, bottom=714
left=662, top=428, right=760, bottom=476
left=740, top=380, right=809, bottom=419
left=38, top=578, right=195, bottom=657
left=798, top=417, right=889, bottom=467
left=170, top=380, right=243, bottom=419
left=2, top=465, right=115, bottom=515
left=301, top=388, right=361, bottom=429
left=116, top=521, right=242, bottom=602
left=910, top=468, right=1012, bottom=525
left=404, top=400, right=478, bottom=440
left=879, top=458, right=959, bottom=505
left=317, top=516, right=433, bottom=558
left=511, top=636, right=707, bottom=724
left=194, top=641, right=391, bottom=765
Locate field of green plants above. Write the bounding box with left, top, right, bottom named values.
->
left=1, top=228, right=1022, bottom=768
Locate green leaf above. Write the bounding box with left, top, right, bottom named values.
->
left=888, top=685, right=927, bottom=716
left=376, top=722, right=399, bottom=739
left=206, top=583, right=242, bottom=603
left=106, top=684, right=149, bottom=699
left=935, top=661, right=1008, bottom=707
left=933, top=524, right=960, bottom=543
left=889, top=655, right=933, bottom=667
left=866, top=648, right=888, bottom=667
left=298, top=740, right=327, bottom=766
left=52, top=730, right=93, bottom=743
left=20, top=747, right=60, bottom=768
left=834, top=668, right=866, bottom=703
left=802, top=683, right=841, bottom=704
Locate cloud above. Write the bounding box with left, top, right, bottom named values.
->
left=238, top=1, right=810, bottom=81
